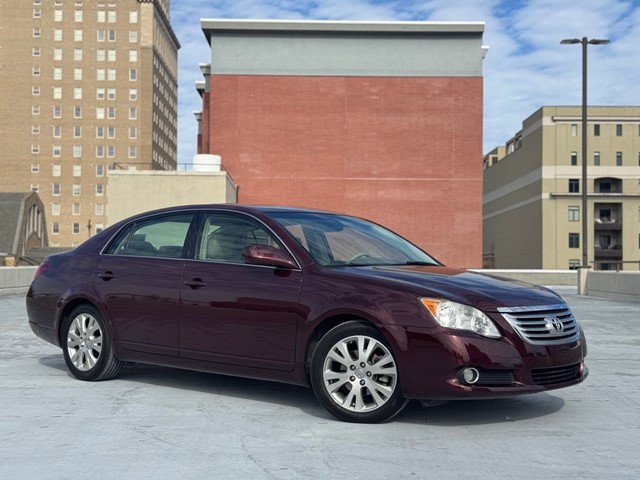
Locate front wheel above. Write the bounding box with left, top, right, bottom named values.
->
left=61, top=304, right=122, bottom=381
left=310, top=321, right=407, bottom=423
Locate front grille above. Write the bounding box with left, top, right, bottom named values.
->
left=476, top=369, right=515, bottom=386
left=498, top=304, right=580, bottom=345
left=531, top=363, right=581, bottom=386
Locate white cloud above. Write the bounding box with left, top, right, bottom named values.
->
left=171, top=0, right=640, bottom=164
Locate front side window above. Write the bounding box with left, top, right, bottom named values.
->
left=107, top=213, right=194, bottom=258
left=196, top=213, right=283, bottom=264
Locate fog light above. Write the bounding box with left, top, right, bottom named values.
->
left=462, top=367, right=480, bottom=385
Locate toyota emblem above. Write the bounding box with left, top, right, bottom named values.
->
left=546, top=316, right=564, bottom=334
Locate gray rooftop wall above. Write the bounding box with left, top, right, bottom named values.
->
left=201, top=19, right=486, bottom=78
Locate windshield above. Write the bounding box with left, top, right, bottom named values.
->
left=270, top=211, right=439, bottom=267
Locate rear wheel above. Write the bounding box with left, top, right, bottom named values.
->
left=310, top=321, right=407, bottom=423
left=62, top=305, right=122, bottom=381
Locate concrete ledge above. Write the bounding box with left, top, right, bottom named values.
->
left=0, top=267, right=37, bottom=296
left=472, top=269, right=577, bottom=286
left=587, top=271, right=640, bottom=303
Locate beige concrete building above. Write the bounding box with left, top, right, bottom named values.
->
left=0, top=0, right=179, bottom=247
left=483, top=106, right=640, bottom=271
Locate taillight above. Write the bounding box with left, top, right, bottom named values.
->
left=33, top=261, right=50, bottom=280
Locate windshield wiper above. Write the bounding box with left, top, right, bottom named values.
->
left=402, top=261, right=436, bottom=266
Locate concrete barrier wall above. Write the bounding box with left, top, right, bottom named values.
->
left=587, top=271, right=640, bottom=303
left=0, top=267, right=37, bottom=296
left=471, top=269, right=577, bottom=286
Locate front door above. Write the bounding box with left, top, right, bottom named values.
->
left=179, top=212, right=302, bottom=371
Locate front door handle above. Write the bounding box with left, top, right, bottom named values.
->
left=184, top=278, right=207, bottom=289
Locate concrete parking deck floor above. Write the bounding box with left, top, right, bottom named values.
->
left=1, top=288, right=639, bottom=479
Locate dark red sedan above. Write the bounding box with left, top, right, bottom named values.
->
left=27, top=205, right=588, bottom=423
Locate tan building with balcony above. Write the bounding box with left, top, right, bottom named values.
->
left=483, top=106, right=640, bottom=271
left=0, top=0, right=179, bottom=247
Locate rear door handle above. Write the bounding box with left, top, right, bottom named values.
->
left=184, top=278, right=207, bottom=289
left=97, top=271, right=115, bottom=281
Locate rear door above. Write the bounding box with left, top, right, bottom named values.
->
left=93, top=212, right=194, bottom=356
left=179, top=211, right=302, bottom=371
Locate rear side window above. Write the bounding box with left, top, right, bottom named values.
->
left=106, top=213, right=193, bottom=258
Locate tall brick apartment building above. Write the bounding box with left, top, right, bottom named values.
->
left=196, top=20, right=486, bottom=267
left=0, top=0, right=179, bottom=247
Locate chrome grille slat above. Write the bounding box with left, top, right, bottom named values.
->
left=497, top=304, right=580, bottom=345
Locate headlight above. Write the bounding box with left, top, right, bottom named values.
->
left=420, top=298, right=501, bottom=339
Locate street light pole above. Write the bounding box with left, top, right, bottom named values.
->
left=560, top=37, right=609, bottom=271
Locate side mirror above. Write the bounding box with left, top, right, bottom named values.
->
left=242, top=244, right=298, bottom=269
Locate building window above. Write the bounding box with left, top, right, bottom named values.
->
left=107, top=126, right=116, bottom=138
left=96, top=107, right=105, bottom=119
left=96, top=164, right=104, bottom=177
left=568, top=206, right=580, bottom=222
left=54, top=48, right=63, bottom=61
left=129, top=127, right=137, bottom=139
left=52, top=204, right=60, bottom=216
left=52, top=223, right=60, bottom=235
left=129, top=31, right=138, bottom=43
left=129, top=69, right=137, bottom=81
left=52, top=145, right=61, bottom=157
left=52, top=183, right=61, bottom=196
left=54, top=29, right=62, bottom=41
left=568, top=259, right=580, bottom=270
left=129, top=107, right=137, bottom=120
left=570, top=124, right=578, bottom=136
left=31, top=184, right=39, bottom=193
left=74, top=30, right=83, bottom=42
left=108, top=30, right=116, bottom=42
left=97, top=29, right=105, bottom=41
left=129, top=50, right=138, bottom=62
left=616, top=124, right=623, bottom=136
left=96, top=204, right=105, bottom=216
left=32, top=106, right=41, bottom=115
left=72, top=223, right=81, bottom=235
left=568, top=179, right=580, bottom=193
left=52, top=125, right=61, bottom=137
left=31, top=164, right=40, bottom=173
left=33, top=27, right=42, bottom=37
left=53, top=68, right=62, bottom=81
left=97, top=69, right=106, bottom=81
left=107, top=145, right=115, bottom=157
left=74, top=87, right=82, bottom=100
left=129, top=89, right=137, bottom=100
left=128, top=146, right=137, bottom=158
left=107, top=69, right=116, bottom=81
left=32, top=47, right=41, bottom=57
left=96, top=126, right=105, bottom=138
left=108, top=49, right=116, bottom=62
left=31, top=144, right=40, bottom=154
left=569, top=233, right=580, bottom=249
left=594, top=151, right=600, bottom=166
left=107, top=11, right=116, bottom=23
left=594, top=124, right=600, bottom=136
left=107, top=88, right=116, bottom=100
left=73, top=48, right=83, bottom=61
left=616, top=152, right=623, bottom=166
left=129, top=11, right=138, bottom=23
left=97, top=49, right=106, bottom=62
left=570, top=152, right=578, bottom=166
left=97, top=11, right=106, bottom=22
left=96, top=184, right=104, bottom=196
left=32, top=86, right=41, bottom=96
left=73, top=203, right=81, bottom=215
left=73, top=146, right=82, bottom=158
left=54, top=10, right=63, bottom=21
left=73, top=125, right=82, bottom=138
left=96, top=88, right=105, bottom=100
left=53, top=105, right=62, bottom=118
left=74, top=106, right=82, bottom=118
left=33, top=8, right=41, bottom=18
left=72, top=184, right=81, bottom=196
left=32, top=125, right=40, bottom=135
left=32, top=67, right=41, bottom=77
left=75, top=10, right=83, bottom=22
left=107, top=106, right=116, bottom=119
left=74, top=68, right=83, bottom=80
left=96, top=145, right=105, bottom=157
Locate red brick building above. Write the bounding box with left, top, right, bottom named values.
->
left=196, top=20, right=486, bottom=267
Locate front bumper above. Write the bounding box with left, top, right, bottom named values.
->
left=388, top=324, right=588, bottom=400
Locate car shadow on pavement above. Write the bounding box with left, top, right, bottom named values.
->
left=37, top=355, right=566, bottom=425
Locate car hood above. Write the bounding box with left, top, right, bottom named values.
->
left=340, top=265, right=564, bottom=311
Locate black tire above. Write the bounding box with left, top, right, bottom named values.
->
left=310, top=320, right=407, bottom=423
left=61, top=304, right=122, bottom=381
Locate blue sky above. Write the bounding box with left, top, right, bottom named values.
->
left=170, top=0, right=640, bottom=165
